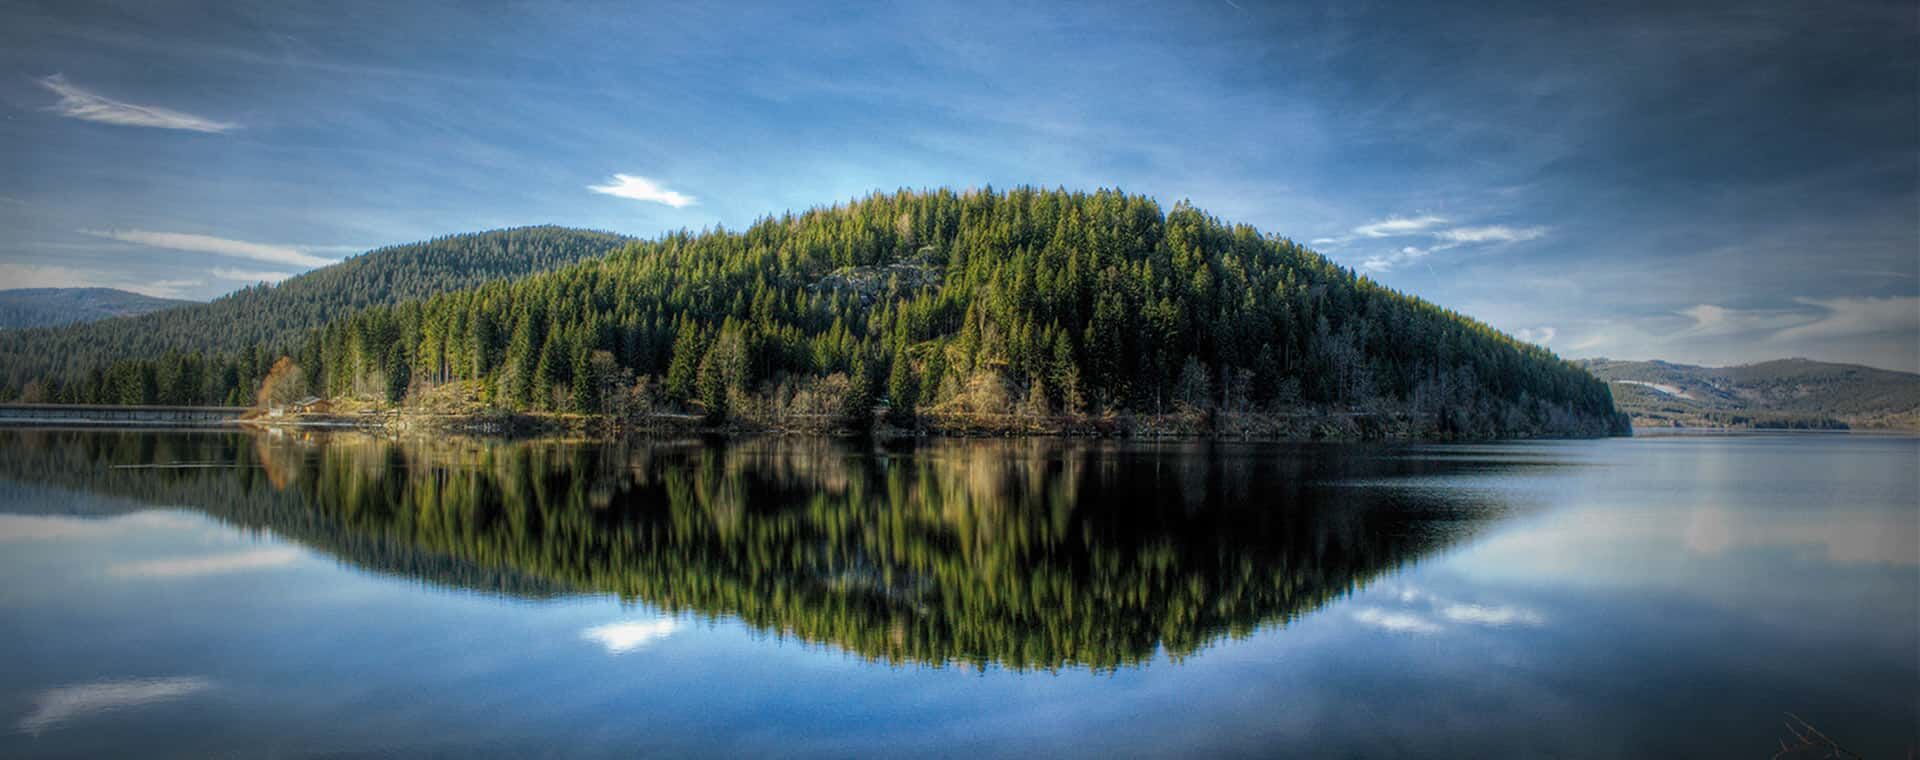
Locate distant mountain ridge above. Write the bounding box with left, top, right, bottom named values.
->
left=0, top=288, right=192, bottom=329
left=0, top=226, right=631, bottom=402
left=1577, top=357, right=1920, bottom=430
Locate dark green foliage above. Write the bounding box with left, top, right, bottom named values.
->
left=9, top=189, right=1617, bottom=436
left=0, top=226, right=629, bottom=402
left=887, top=346, right=918, bottom=424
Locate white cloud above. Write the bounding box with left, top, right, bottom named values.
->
left=1772, top=296, right=1920, bottom=342
left=0, top=263, right=202, bottom=299
left=1354, top=215, right=1448, bottom=238
left=1434, top=225, right=1547, bottom=244
left=1439, top=603, right=1545, bottom=627
left=587, top=174, right=697, bottom=208
left=582, top=619, right=682, bottom=653
left=80, top=229, right=337, bottom=269
left=1513, top=326, right=1557, bottom=345
left=38, top=75, right=236, bottom=133
left=211, top=267, right=295, bottom=283
left=1351, top=607, right=1442, bottom=634
left=1672, top=299, right=1896, bottom=341
left=18, top=677, right=214, bottom=735
left=107, top=548, right=303, bottom=579
left=1680, top=304, right=1729, bottom=330
left=1675, top=303, right=1801, bottom=337
left=1361, top=245, right=1436, bottom=273
left=1338, top=214, right=1548, bottom=272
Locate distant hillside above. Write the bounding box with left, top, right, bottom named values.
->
left=0, top=288, right=192, bottom=329
left=33, top=187, right=1625, bottom=439
left=1577, top=358, right=1920, bottom=430
left=0, top=226, right=630, bottom=402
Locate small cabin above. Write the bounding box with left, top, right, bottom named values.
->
left=268, top=397, right=327, bottom=418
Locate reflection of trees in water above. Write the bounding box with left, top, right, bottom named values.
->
left=0, top=430, right=1548, bottom=671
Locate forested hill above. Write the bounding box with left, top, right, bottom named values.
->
left=13, top=188, right=1622, bottom=438
left=1579, top=358, right=1920, bottom=430
left=0, top=226, right=629, bottom=402
left=0, top=288, right=193, bottom=329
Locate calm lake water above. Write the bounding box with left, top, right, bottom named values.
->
left=0, top=429, right=1913, bottom=757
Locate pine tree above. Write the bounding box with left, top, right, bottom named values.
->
left=887, top=347, right=917, bottom=425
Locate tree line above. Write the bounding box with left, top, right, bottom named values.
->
left=0, top=226, right=629, bottom=403
left=7, top=188, right=1621, bottom=437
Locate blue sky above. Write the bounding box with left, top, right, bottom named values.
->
left=1, top=0, right=1914, bottom=370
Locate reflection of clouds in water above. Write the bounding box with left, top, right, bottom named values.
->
left=1356, top=585, right=1548, bottom=634
left=1685, top=503, right=1916, bottom=566
left=1466, top=502, right=1919, bottom=593
left=582, top=619, right=682, bottom=653
left=1440, top=603, right=1545, bottom=627
left=1684, top=505, right=1734, bottom=556
left=17, top=677, right=214, bottom=735
left=0, top=512, right=202, bottom=542
left=107, top=548, right=303, bottom=579
left=1352, top=607, right=1443, bottom=634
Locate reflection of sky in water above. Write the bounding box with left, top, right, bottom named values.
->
left=581, top=619, right=683, bottom=654
left=0, top=436, right=1912, bottom=757
left=17, top=678, right=215, bottom=736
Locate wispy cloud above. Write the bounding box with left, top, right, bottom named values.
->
left=1355, top=215, right=1449, bottom=238
left=37, top=74, right=236, bottom=133
left=582, top=619, right=682, bottom=653
left=1439, top=603, right=1545, bottom=627
left=1675, top=303, right=1803, bottom=338
left=1361, top=585, right=1549, bottom=633
left=1352, top=607, right=1443, bottom=634
left=107, top=548, right=303, bottom=579
left=18, top=677, right=215, bottom=735
left=80, top=229, right=337, bottom=269
left=1361, top=246, right=1434, bottom=273
left=1434, top=225, right=1546, bottom=244
left=587, top=174, right=697, bottom=208
left=211, top=267, right=295, bottom=283
left=1772, top=296, right=1920, bottom=342
left=1331, top=214, right=1550, bottom=272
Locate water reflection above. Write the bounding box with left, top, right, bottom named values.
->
left=0, top=429, right=1559, bottom=671
left=582, top=619, right=684, bottom=654
left=17, top=678, right=214, bottom=736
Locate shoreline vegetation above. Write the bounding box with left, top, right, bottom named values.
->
left=231, top=385, right=1621, bottom=441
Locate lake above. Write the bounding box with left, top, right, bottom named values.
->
left=0, top=429, right=1913, bottom=757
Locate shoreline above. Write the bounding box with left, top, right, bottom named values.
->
left=228, top=406, right=1625, bottom=442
